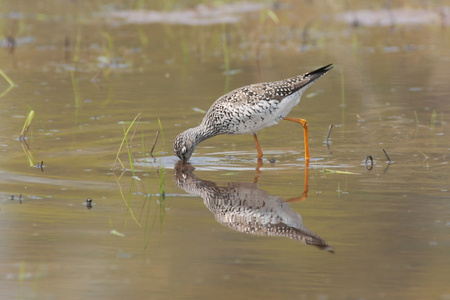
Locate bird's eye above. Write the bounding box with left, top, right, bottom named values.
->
left=181, top=146, right=187, bottom=154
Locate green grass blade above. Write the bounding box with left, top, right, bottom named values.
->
left=20, top=109, right=35, bottom=138
left=114, top=113, right=141, bottom=168
left=430, top=109, right=437, bottom=129
left=0, top=67, right=15, bottom=86
left=322, top=169, right=360, bottom=175
left=124, top=128, right=136, bottom=176
left=0, top=85, right=14, bottom=99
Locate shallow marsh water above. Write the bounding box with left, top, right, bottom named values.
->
left=0, top=1, right=449, bottom=299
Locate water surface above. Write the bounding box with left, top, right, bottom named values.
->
left=0, top=1, right=449, bottom=299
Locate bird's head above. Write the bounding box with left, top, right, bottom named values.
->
left=173, top=128, right=198, bottom=163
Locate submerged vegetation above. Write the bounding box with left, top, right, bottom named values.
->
left=18, top=109, right=36, bottom=167
left=112, top=114, right=167, bottom=245
left=0, top=68, right=15, bottom=99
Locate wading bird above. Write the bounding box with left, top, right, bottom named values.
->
left=174, top=64, right=333, bottom=163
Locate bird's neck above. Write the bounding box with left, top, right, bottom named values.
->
left=190, top=123, right=217, bottom=145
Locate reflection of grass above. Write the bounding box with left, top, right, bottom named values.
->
left=0, top=68, right=16, bottom=99
left=73, top=27, right=82, bottom=64
left=322, top=168, right=360, bottom=175
left=0, top=67, right=15, bottom=86
left=136, top=26, right=149, bottom=45
left=19, top=139, right=35, bottom=167
left=70, top=71, right=80, bottom=108
left=17, top=261, right=45, bottom=299
left=418, top=150, right=430, bottom=160
left=221, top=23, right=230, bottom=75
left=414, top=111, right=419, bottom=125
left=114, top=113, right=142, bottom=226
left=18, top=108, right=37, bottom=167
left=429, top=109, right=437, bottom=129
left=340, top=67, right=346, bottom=108
left=0, top=85, right=14, bottom=99
left=114, top=113, right=141, bottom=169
left=260, top=8, right=279, bottom=24
left=113, top=114, right=167, bottom=241
left=414, top=110, right=439, bottom=129
left=139, top=127, right=166, bottom=248
left=101, top=32, right=115, bottom=59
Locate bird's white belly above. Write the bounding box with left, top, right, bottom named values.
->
left=231, top=90, right=304, bottom=134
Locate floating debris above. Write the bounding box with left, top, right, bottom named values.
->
left=192, top=107, right=207, bottom=113
left=85, top=198, right=93, bottom=210
left=110, top=230, right=125, bottom=237
left=364, top=155, right=374, bottom=171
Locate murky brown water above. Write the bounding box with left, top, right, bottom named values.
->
left=1, top=1, right=449, bottom=299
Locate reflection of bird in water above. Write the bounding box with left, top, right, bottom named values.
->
left=173, top=64, right=333, bottom=163
left=174, top=162, right=334, bottom=252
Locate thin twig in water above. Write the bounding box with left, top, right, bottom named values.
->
left=326, top=124, right=333, bottom=144
left=90, top=71, right=102, bottom=84
left=325, top=124, right=333, bottom=154
left=382, top=149, right=391, bottom=163
left=150, top=130, right=160, bottom=159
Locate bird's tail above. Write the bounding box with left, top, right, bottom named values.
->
left=305, top=64, right=334, bottom=79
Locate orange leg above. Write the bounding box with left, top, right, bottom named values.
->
left=283, top=117, right=310, bottom=161
left=285, top=160, right=310, bottom=202
left=253, top=159, right=263, bottom=183
left=252, top=133, right=264, bottom=161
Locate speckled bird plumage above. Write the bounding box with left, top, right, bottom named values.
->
left=174, top=64, right=333, bottom=162
left=173, top=162, right=333, bottom=251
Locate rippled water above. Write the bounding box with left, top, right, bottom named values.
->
left=0, top=1, right=449, bottom=299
